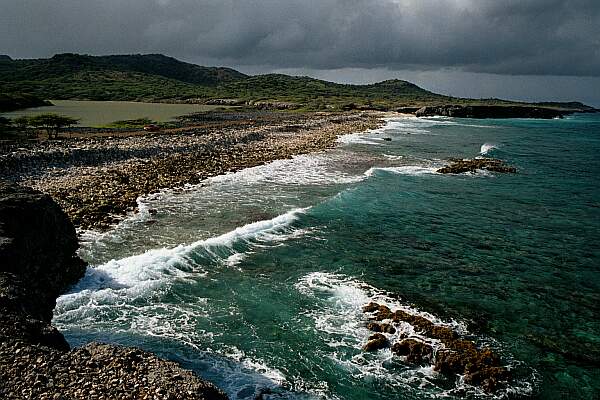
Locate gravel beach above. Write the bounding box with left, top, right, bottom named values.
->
left=1, top=111, right=383, bottom=230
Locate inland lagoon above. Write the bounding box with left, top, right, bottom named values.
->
left=1, top=100, right=225, bottom=127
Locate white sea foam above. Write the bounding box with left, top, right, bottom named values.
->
left=225, top=252, right=248, bottom=269
left=177, top=344, right=337, bottom=400
left=383, top=154, right=404, bottom=160
left=480, top=143, right=499, bottom=155
left=336, top=131, right=385, bottom=145
left=295, top=272, right=534, bottom=398
left=209, top=153, right=364, bottom=186
left=365, top=165, right=439, bottom=177
left=58, top=208, right=308, bottom=310
left=337, top=115, right=441, bottom=145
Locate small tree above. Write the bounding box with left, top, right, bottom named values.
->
left=11, top=116, right=33, bottom=137
left=27, top=113, right=79, bottom=139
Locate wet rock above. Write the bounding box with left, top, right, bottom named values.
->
left=437, top=158, right=516, bottom=174
left=362, top=302, right=509, bottom=392
left=428, top=325, right=458, bottom=340
left=362, top=302, right=380, bottom=313
left=366, top=322, right=382, bottom=332
left=391, top=339, right=433, bottom=364
left=363, top=333, right=389, bottom=352
left=373, top=305, right=393, bottom=321
left=464, top=366, right=510, bottom=393
left=434, top=344, right=509, bottom=393
left=381, top=323, right=396, bottom=334
left=366, top=322, right=396, bottom=334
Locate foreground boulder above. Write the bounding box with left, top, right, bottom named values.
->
left=0, top=181, right=227, bottom=399
left=0, top=181, right=86, bottom=322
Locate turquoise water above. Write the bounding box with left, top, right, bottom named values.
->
left=54, top=114, right=600, bottom=399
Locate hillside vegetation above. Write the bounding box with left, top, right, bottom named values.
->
left=0, top=53, right=595, bottom=112
left=0, top=93, right=51, bottom=112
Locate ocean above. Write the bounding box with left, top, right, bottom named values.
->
left=53, top=114, right=600, bottom=399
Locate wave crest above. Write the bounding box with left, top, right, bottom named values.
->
left=480, top=143, right=498, bottom=155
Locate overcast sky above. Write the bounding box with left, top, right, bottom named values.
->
left=1, top=0, right=599, bottom=105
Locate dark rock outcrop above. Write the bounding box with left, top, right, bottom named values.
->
left=0, top=181, right=86, bottom=352
left=391, top=339, right=433, bottom=365
left=363, top=333, right=390, bottom=352
left=437, top=158, right=517, bottom=174
left=0, top=181, right=227, bottom=399
left=0, top=181, right=86, bottom=322
left=362, top=302, right=510, bottom=393
left=395, top=107, right=420, bottom=114
left=435, top=345, right=510, bottom=393
left=366, top=321, right=396, bottom=334
left=415, top=104, right=570, bottom=119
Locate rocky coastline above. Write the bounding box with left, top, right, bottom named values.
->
left=0, top=181, right=227, bottom=399
left=0, top=111, right=383, bottom=231
left=0, top=111, right=383, bottom=399
left=414, top=104, right=595, bottom=119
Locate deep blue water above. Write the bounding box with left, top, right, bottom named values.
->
left=54, top=114, right=600, bottom=399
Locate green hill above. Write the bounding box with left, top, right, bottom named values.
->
left=0, top=53, right=594, bottom=112
left=0, top=53, right=445, bottom=108
left=0, top=53, right=245, bottom=85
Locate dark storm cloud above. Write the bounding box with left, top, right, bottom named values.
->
left=1, top=0, right=599, bottom=76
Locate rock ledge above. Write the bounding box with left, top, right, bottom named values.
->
left=0, top=181, right=227, bottom=399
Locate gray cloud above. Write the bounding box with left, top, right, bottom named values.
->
left=1, top=0, right=599, bottom=76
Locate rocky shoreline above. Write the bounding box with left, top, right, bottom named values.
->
left=0, top=182, right=227, bottom=399
left=0, top=111, right=383, bottom=231
left=0, top=111, right=382, bottom=398
left=414, top=104, right=596, bottom=119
